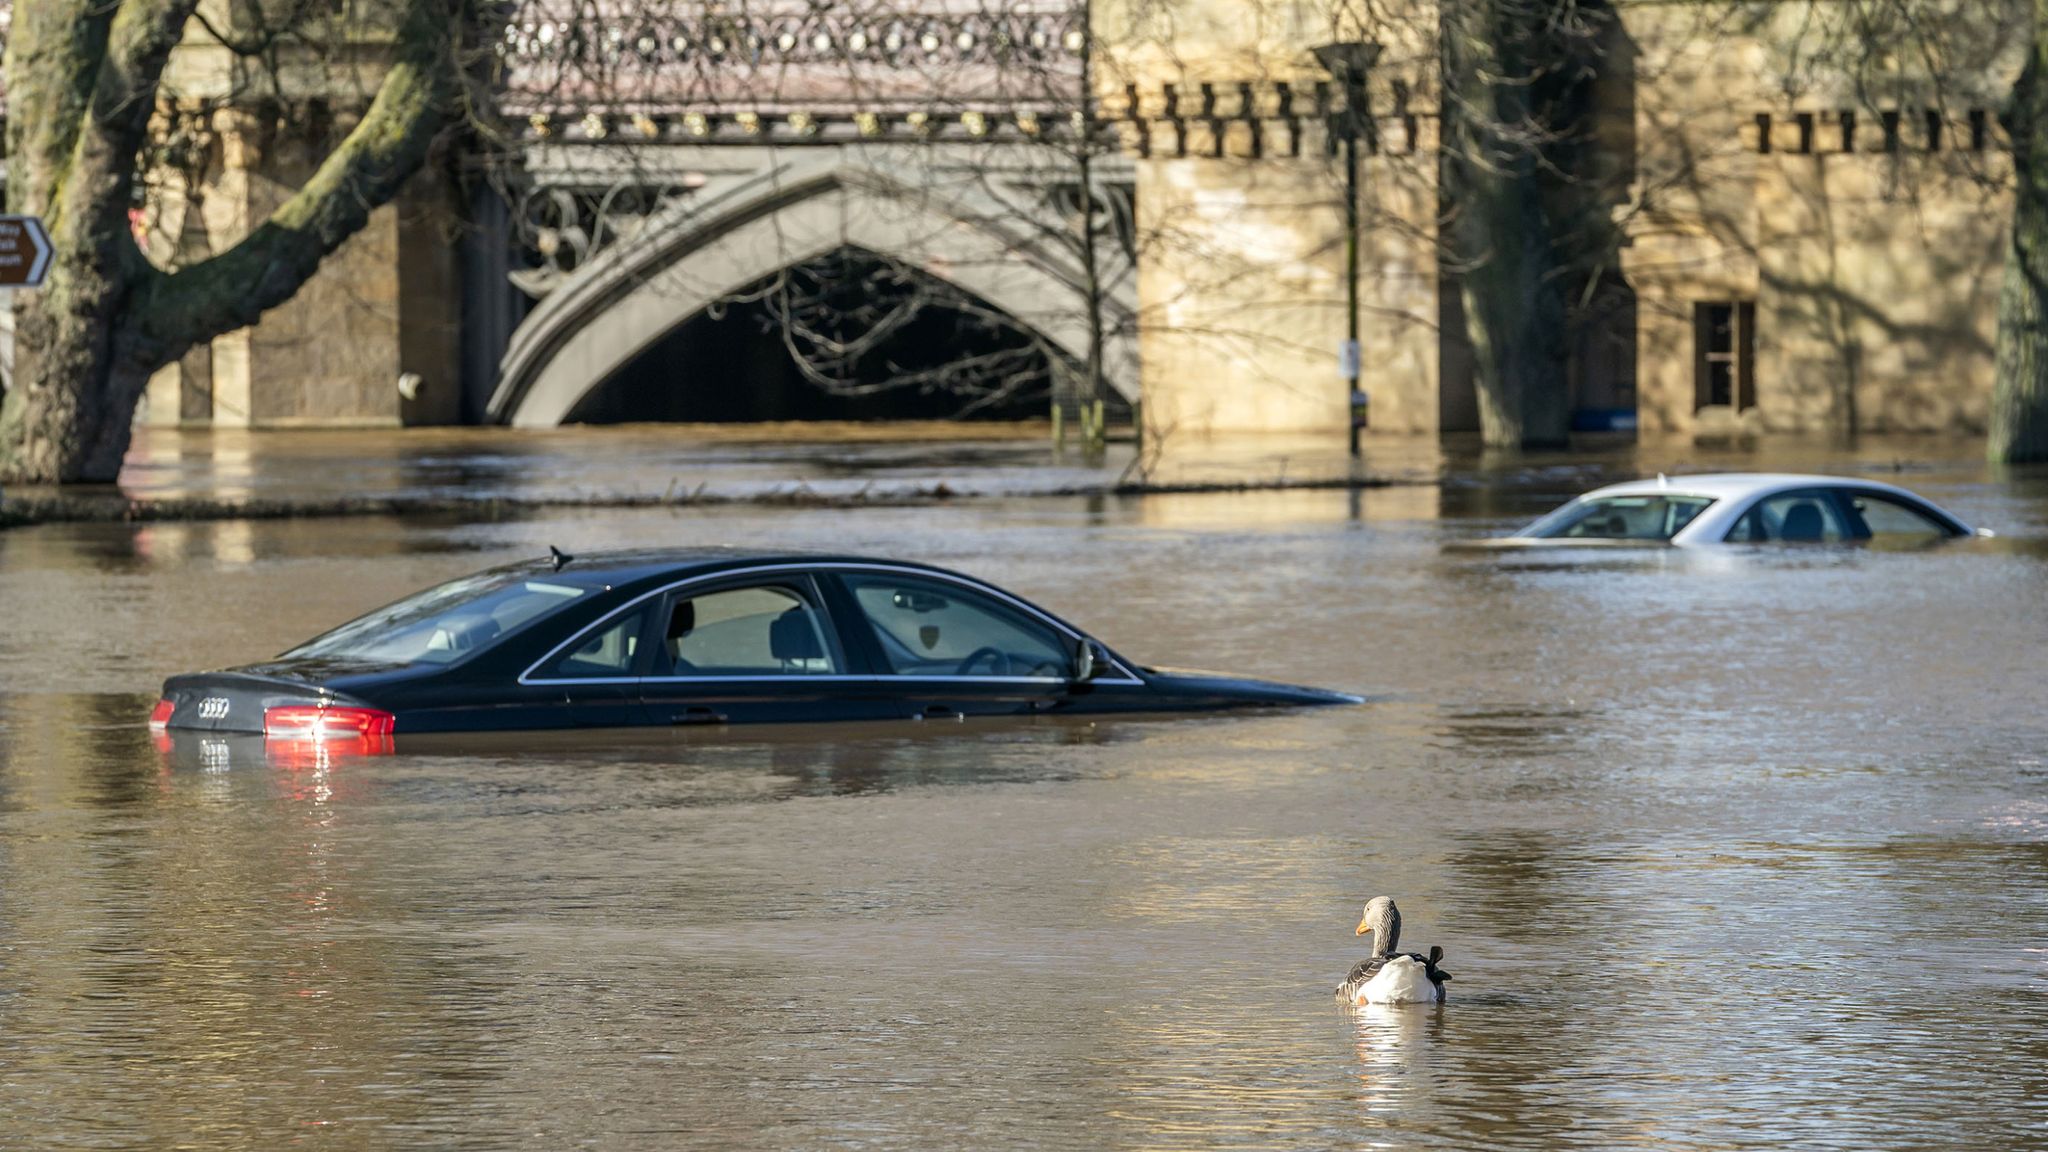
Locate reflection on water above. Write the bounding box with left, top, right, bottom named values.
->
left=1348, top=1002, right=1449, bottom=1124
left=2, top=459, right=2047, bottom=1148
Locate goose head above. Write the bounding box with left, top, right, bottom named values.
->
left=1355, top=895, right=1402, bottom=957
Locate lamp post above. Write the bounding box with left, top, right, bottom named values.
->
left=1312, top=40, right=1382, bottom=458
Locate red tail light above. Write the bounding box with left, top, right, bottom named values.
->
left=263, top=705, right=396, bottom=740
left=148, top=699, right=176, bottom=729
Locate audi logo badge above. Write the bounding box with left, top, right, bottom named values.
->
left=196, top=697, right=231, bottom=720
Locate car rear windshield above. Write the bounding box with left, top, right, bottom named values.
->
left=1519, top=494, right=1716, bottom=541
left=286, top=571, right=590, bottom=666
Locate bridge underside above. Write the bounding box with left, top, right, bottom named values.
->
left=568, top=246, right=1106, bottom=423
left=488, top=144, right=1139, bottom=429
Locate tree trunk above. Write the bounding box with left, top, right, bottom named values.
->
left=1439, top=0, right=1587, bottom=452
left=0, top=0, right=193, bottom=484
left=0, top=282, right=152, bottom=486
left=1451, top=178, right=1574, bottom=450
left=1992, top=33, right=2048, bottom=463
left=0, top=0, right=455, bottom=485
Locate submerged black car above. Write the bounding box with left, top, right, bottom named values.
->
left=152, top=549, right=1358, bottom=740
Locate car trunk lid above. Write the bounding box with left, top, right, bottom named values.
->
left=156, top=669, right=367, bottom=734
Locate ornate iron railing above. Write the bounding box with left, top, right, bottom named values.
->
left=0, top=1, right=1086, bottom=127
left=497, top=1, right=1087, bottom=121
left=500, top=4, right=1084, bottom=73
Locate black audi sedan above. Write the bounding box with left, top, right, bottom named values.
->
left=151, top=549, right=1358, bottom=741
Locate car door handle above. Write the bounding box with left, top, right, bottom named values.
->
left=916, top=705, right=962, bottom=721
left=671, top=707, right=726, bottom=726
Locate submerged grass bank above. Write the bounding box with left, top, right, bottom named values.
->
left=0, top=473, right=1413, bottom=529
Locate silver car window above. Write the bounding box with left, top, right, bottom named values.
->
left=1727, top=489, right=1850, bottom=542
left=1836, top=489, right=1954, bottom=537
left=1521, top=495, right=1715, bottom=541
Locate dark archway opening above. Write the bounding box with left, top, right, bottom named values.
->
left=566, top=247, right=1110, bottom=424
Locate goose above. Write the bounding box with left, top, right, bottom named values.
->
left=1335, top=896, right=1450, bottom=1005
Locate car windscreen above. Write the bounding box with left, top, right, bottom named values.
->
left=286, top=571, right=590, bottom=666
left=1518, top=494, right=1716, bottom=541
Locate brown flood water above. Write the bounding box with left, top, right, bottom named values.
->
left=2, top=437, right=2046, bottom=1149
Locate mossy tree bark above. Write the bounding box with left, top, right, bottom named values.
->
left=1439, top=0, right=1611, bottom=451
left=0, top=0, right=459, bottom=485
left=1992, top=18, right=2048, bottom=464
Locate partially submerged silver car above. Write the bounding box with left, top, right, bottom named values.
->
left=1493, top=473, right=1987, bottom=546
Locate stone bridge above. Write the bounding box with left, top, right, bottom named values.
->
left=484, top=1, right=1139, bottom=425
left=487, top=140, right=1140, bottom=426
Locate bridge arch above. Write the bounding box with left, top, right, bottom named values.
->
left=487, top=155, right=1137, bottom=427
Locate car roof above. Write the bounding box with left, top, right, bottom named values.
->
left=1573, top=473, right=1931, bottom=502
left=485, top=547, right=954, bottom=589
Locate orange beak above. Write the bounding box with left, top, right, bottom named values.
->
left=1355, top=919, right=1370, bottom=936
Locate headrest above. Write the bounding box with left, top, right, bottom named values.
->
left=1780, top=502, right=1824, bottom=541
left=430, top=613, right=501, bottom=652
left=666, top=600, right=695, bottom=640
left=769, top=607, right=823, bottom=661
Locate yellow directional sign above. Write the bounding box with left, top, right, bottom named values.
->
left=0, top=216, right=53, bottom=288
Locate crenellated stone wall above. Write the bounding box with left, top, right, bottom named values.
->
left=1109, top=0, right=2029, bottom=441
left=1098, top=0, right=1446, bottom=438
left=1616, top=0, right=2025, bottom=438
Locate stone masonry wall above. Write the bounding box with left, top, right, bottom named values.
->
left=141, top=33, right=460, bottom=429
left=1116, top=0, right=2028, bottom=439
left=1620, top=0, right=2026, bottom=437
left=1100, top=0, right=1444, bottom=438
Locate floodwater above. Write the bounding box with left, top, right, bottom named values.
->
left=103, top=423, right=2019, bottom=503
left=2, top=436, right=2047, bottom=1149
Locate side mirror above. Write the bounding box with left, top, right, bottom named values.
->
left=1072, top=640, right=1106, bottom=683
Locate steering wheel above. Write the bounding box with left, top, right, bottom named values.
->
left=954, top=646, right=1014, bottom=676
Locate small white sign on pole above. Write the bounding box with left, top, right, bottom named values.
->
left=1338, top=338, right=1361, bottom=382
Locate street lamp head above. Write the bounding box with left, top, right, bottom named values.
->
left=1311, top=41, right=1384, bottom=81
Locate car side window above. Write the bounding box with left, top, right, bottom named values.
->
left=1836, top=489, right=1953, bottom=538
left=657, top=584, right=838, bottom=677
left=1733, top=489, right=1850, bottom=542
left=539, top=605, right=651, bottom=680
left=842, top=573, right=1071, bottom=678
left=1533, top=495, right=1713, bottom=541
